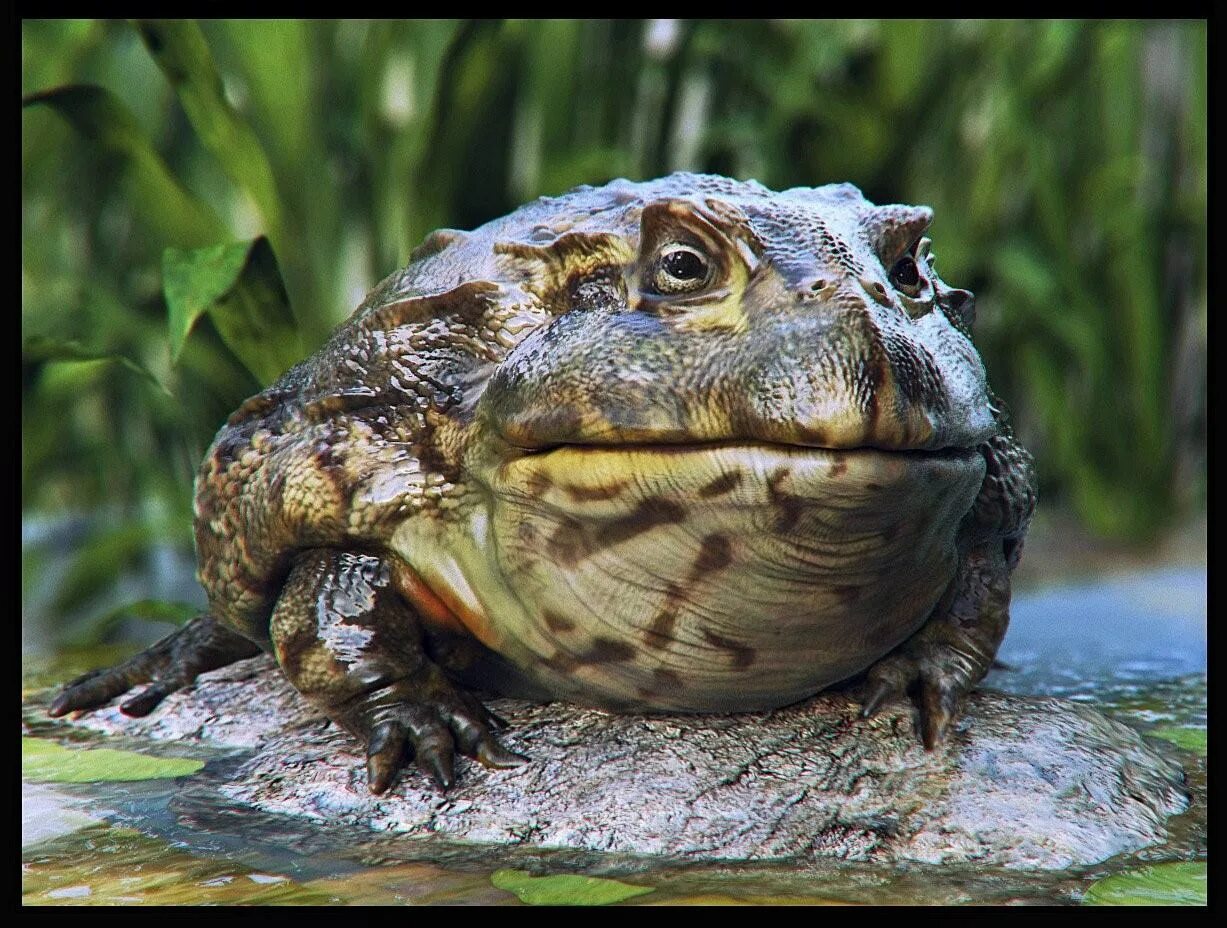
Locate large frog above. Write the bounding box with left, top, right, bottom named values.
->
left=50, top=174, right=1037, bottom=794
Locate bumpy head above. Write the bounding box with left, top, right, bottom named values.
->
left=468, top=173, right=995, bottom=455
left=382, top=174, right=997, bottom=711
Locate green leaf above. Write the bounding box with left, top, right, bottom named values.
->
left=1149, top=727, right=1207, bottom=756
left=491, top=869, right=654, bottom=906
left=20, top=21, right=100, bottom=96
left=211, top=21, right=341, bottom=328
left=212, top=21, right=315, bottom=187
left=23, top=336, right=171, bottom=396
left=360, top=20, right=467, bottom=271
left=22, top=738, right=204, bottom=783
left=133, top=20, right=323, bottom=342
left=133, top=20, right=284, bottom=244
left=403, top=21, right=514, bottom=248
left=878, top=20, right=941, bottom=110
left=1082, top=862, right=1207, bottom=906
left=163, top=237, right=302, bottom=385
left=22, top=84, right=226, bottom=248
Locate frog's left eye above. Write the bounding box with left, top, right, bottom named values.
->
left=889, top=255, right=922, bottom=294
left=651, top=243, right=711, bottom=294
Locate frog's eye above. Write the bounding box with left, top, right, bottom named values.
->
left=651, top=243, right=711, bottom=294
left=889, top=255, right=922, bottom=295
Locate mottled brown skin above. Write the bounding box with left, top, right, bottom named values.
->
left=51, top=174, right=1037, bottom=794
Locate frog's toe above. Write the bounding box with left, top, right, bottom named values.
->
left=366, top=720, right=408, bottom=795
left=857, top=653, right=918, bottom=720
left=119, top=681, right=181, bottom=718
left=858, top=647, right=973, bottom=750
left=475, top=737, right=528, bottom=769
left=348, top=673, right=525, bottom=795
left=47, top=615, right=260, bottom=720
left=918, top=672, right=964, bottom=750
left=49, top=665, right=140, bottom=717
left=352, top=696, right=452, bottom=793
left=365, top=709, right=454, bottom=793
left=441, top=692, right=527, bottom=770
left=480, top=705, right=511, bottom=732
left=407, top=709, right=457, bottom=789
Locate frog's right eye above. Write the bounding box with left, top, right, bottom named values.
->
left=889, top=255, right=921, bottom=291
left=650, top=243, right=711, bottom=294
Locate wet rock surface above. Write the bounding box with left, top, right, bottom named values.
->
left=46, top=655, right=1187, bottom=870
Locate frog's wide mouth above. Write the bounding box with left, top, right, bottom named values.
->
left=487, top=440, right=984, bottom=516
left=507, top=436, right=978, bottom=460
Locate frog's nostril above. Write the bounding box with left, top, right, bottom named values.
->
left=858, top=277, right=892, bottom=307
left=795, top=279, right=828, bottom=302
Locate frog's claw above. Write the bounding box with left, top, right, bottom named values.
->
left=856, top=643, right=975, bottom=749
left=857, top=657, right=918, bottom=721
left=919, top=675, right=963, bottom=750
left=366, top=720, right=409, bottom=795
left=857, top=541, right=1013, bottom=749
left=271, top=548, right=526, bottom=795
left=344, top=670, right=525, bottom=795
left=360, top=691, right=459, bottom=794
left=48, top=615, right=261, bottom=719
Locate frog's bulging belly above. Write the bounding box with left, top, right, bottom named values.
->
left=396, top=443, right=984, bottom=712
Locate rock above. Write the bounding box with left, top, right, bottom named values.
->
left=47, top=655, right=1187, bottom=870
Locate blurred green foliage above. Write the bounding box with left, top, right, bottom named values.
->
left=22, top=20, right=1206, bottom=641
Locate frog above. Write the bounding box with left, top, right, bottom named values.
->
left=50, top=173, right=1037, bottom=795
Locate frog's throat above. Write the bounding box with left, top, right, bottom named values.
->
left=396, top=443, right=985, bottom=711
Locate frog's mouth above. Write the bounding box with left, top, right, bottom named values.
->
left=483, top=443, right=985, bottom=579
left=491, top=439, right=982, bottom=510
left=454, top=441, right=986, bottom=712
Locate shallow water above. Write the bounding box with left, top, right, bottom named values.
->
left=22, top=567, right=1206, bottom=906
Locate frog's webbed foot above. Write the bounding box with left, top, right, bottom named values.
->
left=858, top=542, right=1013, bottom=749
left=272, top=549, right=526, bottom=795
left=48, top=615, right=262, bottom=719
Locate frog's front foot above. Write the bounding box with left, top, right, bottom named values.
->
left=272, top=548, right=526, bottom=795
left=857, top=542, right=1013, bottom=749
left=48, top=614, right=261, bottom=719
left=341, top=665, right=526, bottom=794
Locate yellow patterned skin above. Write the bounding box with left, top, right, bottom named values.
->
left=52, top=174, right=1037, bottom=792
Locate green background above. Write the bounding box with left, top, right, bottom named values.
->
left=22, top=19, right=1206, bottom=646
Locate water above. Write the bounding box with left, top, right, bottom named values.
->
left=22, top=567, right=1206, bottom=905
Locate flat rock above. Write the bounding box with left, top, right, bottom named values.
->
left=47, top=656, right=1187, bottom=870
